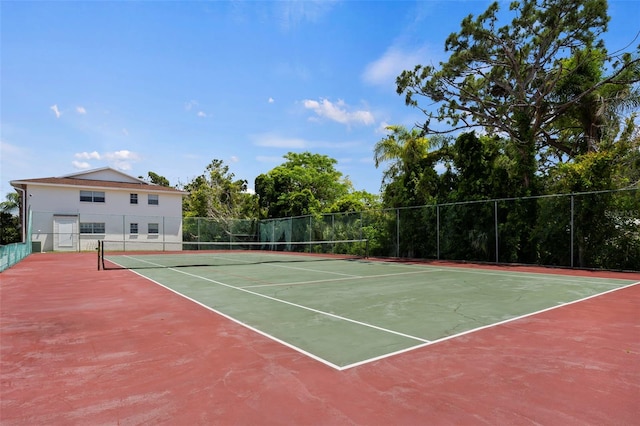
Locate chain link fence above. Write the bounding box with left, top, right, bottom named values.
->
left=20, top=188, right=639, bottom=271
left=256, top=188, right=639, bottom=271
left=0, top=209, right=32, bottom=272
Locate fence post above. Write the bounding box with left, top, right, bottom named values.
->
left=436, top=205, right=440, bottom=260
left=494, top=201, right=499, bottom=263
left=396, top=208, right=400, bottom=258
left=570, top=194, right=574, bottom=268
left=332, top=213, right=335, bottom=242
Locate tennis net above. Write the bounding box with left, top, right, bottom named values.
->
left=98, top=239, right=369, bottom=270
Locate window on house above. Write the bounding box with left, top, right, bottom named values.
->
left=80, top=191, right=92, bottom=202
left=80, top=222, right=105, bottom=234
left=130, top=223, right=138, bottom=234
left=148, top=194, right=159, bottom=205
left=148, top=223, right=159, bottom=234
left=80, top=191, right=105, bottom=203
left=130, top=194, right=138, bottom=204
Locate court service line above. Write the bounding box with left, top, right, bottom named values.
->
left=244, top=269, right=442, bottom=289
left=267, top=262, right=362, bottom=277
left=121, top=255, right=432, bottom=345
left=356, top=260, right=634, bottom=285
left=399, top=264, right=635, bottom=285
left=173, top=267, right=431, bottom=344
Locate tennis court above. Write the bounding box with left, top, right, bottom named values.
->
left=2, top=250, right=639, bottom=424
left=102, top=245, right=637, bottom=370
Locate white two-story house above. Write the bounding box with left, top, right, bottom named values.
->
left=10, top=167, right=188, bottom=252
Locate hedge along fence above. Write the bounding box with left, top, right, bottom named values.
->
left=256, top=188, right=639, bottom=271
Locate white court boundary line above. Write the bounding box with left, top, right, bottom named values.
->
left=364, top=260, right=634, bottom=285
left=169, top=267, right=430, bottom=343
left=125, top=268, right=343, bottom=370
left=244, top=269, right=442, bottom=289
left=120, top=255, right=430, bottom=355
left=114, top=255, right=639, bottom=371
left=341, top=280, right=640, bottom=370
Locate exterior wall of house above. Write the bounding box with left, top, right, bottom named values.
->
left=26, top=183, right=183, bottom=252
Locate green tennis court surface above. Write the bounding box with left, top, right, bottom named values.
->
left=105, top=252, right=636, bottom=369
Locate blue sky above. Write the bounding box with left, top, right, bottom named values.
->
left=2, top=0, right=639, bottom=197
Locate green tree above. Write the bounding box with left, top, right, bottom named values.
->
left=374, top=126, right=430, bottom=186
left=255, top=152, right=350, bottom=218
left=373, top=125, right=441, bottom=207
left=612, top=115, right=640, bottom=188
left=551, top=46, right=640, bottom=158
left=0, top=192, right=20, bottom=213
left=181, top=160, right=259, bottom=242
left=0, top=192, right=21, bottom=245
left=329, top=190, right=380, bottom=213
left=146, top=171, right=171, bottom=187
left=432, top=133, right=520, bottom=261
left=396, top=0, right=639, bottom=193
left=182, top=159, right=258, bottom=240
left=449, top=132, right=514, bottom=201
left=540, top=149, right=638, bottom=269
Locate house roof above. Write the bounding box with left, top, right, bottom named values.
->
left=10, top=167, right=188, bottom=194
left=61, top=166, right=150, bottom=183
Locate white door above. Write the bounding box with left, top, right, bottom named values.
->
left=54, top=216, right=77, bottom=251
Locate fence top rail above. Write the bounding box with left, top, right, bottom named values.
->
left=394, top=188, right=637, bottom=210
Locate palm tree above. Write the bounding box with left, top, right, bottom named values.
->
left=553, top=47, right=640, bottom=155
left=0, top=192, right=22, bottom=244
left=373, top=125, right=432, bottom=186
left=0, top=192, right=20, bottom=214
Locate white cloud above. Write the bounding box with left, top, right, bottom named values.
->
left=50, top=104, right=61, bottom=118
left=122, top=128, right=129, bottom=136
left=268, top=97, right=275, bottom=103
left=197, top=111, right=207, bottom=118
left=230, top=156, right=239, bottom=163
left=76, top=106, right=87, bottom=115
left=363, top=46, right=430, bottom=87
left=75, top=151, right=101, bottom=160
left=302, top=98, right=374, bottom=126
left=104, top=150, right=140, bottom=161
left=71, top=150, right=141, bottom=171
left=72, top=161, right=91, bottom=169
